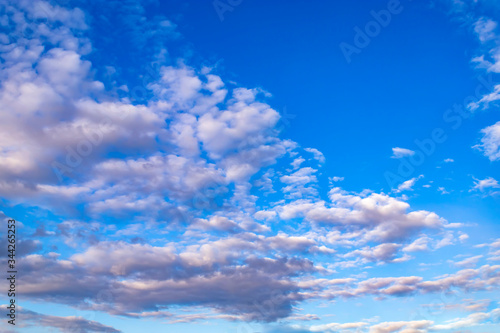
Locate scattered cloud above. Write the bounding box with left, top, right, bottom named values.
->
left=474, top=121, right=500, bottom=161
left=472, top=177, right=500, bottom=192
left=0, top=0, right=499, bottom=331
left=329, top=176, right=345, bottom=182
left=395, top=175, right=424, bottom=193
left=391, top=147, right=415, bottom=159
left=0, top=306, right=121, bottom=333
left=304, top=148, right=325, bottom=164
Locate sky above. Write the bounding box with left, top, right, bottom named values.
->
left=0, top=0, right=500, bottom=332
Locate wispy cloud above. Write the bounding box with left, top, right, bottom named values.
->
left=391, top=147, right=415, bottom=159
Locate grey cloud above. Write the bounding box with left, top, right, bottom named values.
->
left=7, top=306, right=121, bottom=333
left=15, top=241, right=318, bottom=322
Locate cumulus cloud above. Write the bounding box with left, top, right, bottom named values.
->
left=280, top=167, right=319, bottom=199
left=13, top=234, right=327, bottom=321
left=8, top=239, right=500, bottom=323
left=0, top=0, right=497, bottom=329
left=344, top=243, right=402, bottom=263
left=274, top=187, right=445, bottom=243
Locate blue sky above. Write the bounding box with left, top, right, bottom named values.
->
left=0, top=0, right=500, bottom=332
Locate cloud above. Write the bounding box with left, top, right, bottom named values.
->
left=459, top=232, right=469, bottom=242
left=432, top=307, right=500, bottom=330
left=395, top=175, right=423, bottom=193
left=391, top=147, right=415, bottom=159
left=280, top=167, right=319, bottom=199
left=9, top=237, right=500, bottom=323
left=308, top=321, right=369, bottom=332
left=403, top=237, right=430, bottom=252
left=329, top=176, right=344, bottom=182
left=472, top=177, right=500, bottom=192
left=291, top=157, right=306, bottom=169
left=275, top=187, right=445, bottom=243
left=474, top=121, right=500, bottom=161
left=469, top=84, right=500, bottom=110
left=424, top=298, right=491, bottom=313
left=467, top=17, right=500, bottom=111
left=308, top=264, right=500, bottom=299
left=437, top=187, right=450, bottom=195
left=265, top=305, right=500, bottom=333
left=0, top=306, right=120, bottom=333
left=468, top=16, right=500, bottom=76
left=0, top=0, right=496, bottom=329
left=344, top=243, right=402, bottom=263
left=190, top=216, right=242, bottom=233
left=369, top=320, right=432, bottom=333
left=474, top=17, right=498, bottom=42
left=0, top=0, right=291, bottom=221
left=450, top=255, right=483, bottom=268
left=475, top=238, right=500, bottom=261
left=304, top=148, right=325, bottom=164
left=15, top=234, right=327, bottom=321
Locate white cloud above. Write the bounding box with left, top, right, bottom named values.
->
left=395, top=175, right=423, bottom=193
left=472, top=176, right=500, bottom=192
left=344, top=243, right=403, bottom=263
left=304, top=148, right=325, bottom=164
left=369, top=320, right=432, bottom=333
left=459, top=232, right=469, bottom=242
left=450, top=255, right=483, bottom=268
left=469, top=84, right=500, bottom=110
left=432, top=307, right=500, bottom=330
left=474, top=17, right=498, bottom=42
left=391, top=147, right=415, bottom=159
left=435, top=231, right=454, bottom=249
left=308, top=321, right=369, bottom=332
left=474, top=121, right=500, bottom=161
left=329, top=176, right=344, bottom=182
left=274, top=188, right=445, bottom=243
left=2, top=0, right=497, bottom=328
left=437, top=187, right=449, bottom=195
left=291, top=157, right=305, bottom=169
left=280, top=167, right=319, bottom=199
left=190, top=216, right=241, bottom=233
left=403, top=237, right=430, bottom=252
